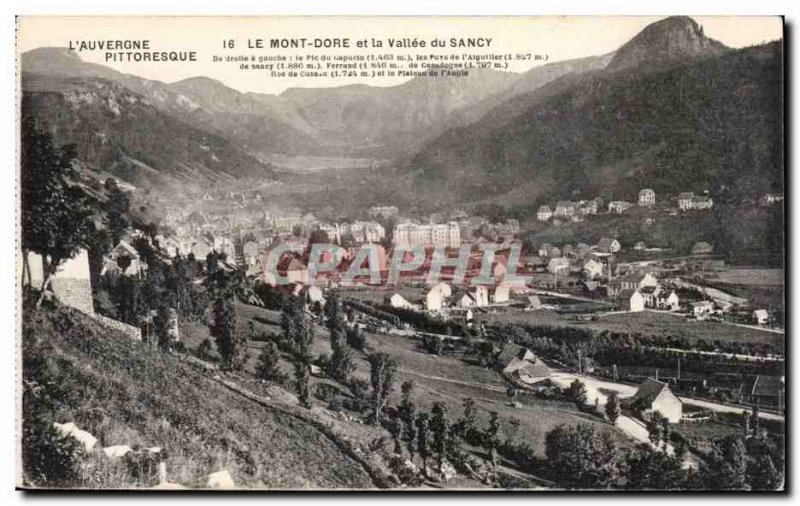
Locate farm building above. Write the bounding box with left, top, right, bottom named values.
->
left=626, top=378, right=683, bottom=423
left=503, top=355, right=551, bottom=386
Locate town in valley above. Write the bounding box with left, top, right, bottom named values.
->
left=17, top=15, right=785, bottom=492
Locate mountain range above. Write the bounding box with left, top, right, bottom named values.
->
left=20, top=16, right=782, bottom=205
left=407, top=16, right=782, bottom=208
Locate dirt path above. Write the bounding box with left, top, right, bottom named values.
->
left=397, top=368, right=508, bottom=394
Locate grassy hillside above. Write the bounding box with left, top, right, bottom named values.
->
left=178, top=301, right=635, bottom=462
left=20, top=301, right=379, bottom=489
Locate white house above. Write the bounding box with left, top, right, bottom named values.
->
left=639, top=285, right=661, bottom=308
left=619, top=271, right=659, bottom=292
left=536, top=205, right=553, bottom=221
left=425, top=282, right=452, bottom=311
left=492, top=282, right=511, bottom=303
left=619, top=289, right=645, bottom=312
left=657, top=290, right=680, bottom=311
left=454, top=292, right=477, bottom=308
left=638, top=189, right=656, bottom=206
left=753, top=309, right=770, bottom=325
left=471, top=285, right=489, bottom=307
left=386, top=293, right=417, bottom=310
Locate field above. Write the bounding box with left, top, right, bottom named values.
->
left=707, top=268, right=783, bottom=286
left=477, top=308, right=784, bottom=347
left=697, top=268, right=785, bottom=311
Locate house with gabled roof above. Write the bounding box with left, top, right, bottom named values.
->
left=625, top=378, right=682, bottom=423
left=492, top=281, right=511, bottom=303
left=639, top=285, right=661, bottom=308
left=497, top=343, right=535, bottom=365
left=110, top=240, right=143, bottom=277
left=618, top=289, right=645, bottom=312
left=385, top=293, right=417, bottom=310
left=753, top=309, right=770, bottom=325
left=498, top=344, right=551, bottom=385
left=596, top=237, right=621, bottom=254
left=536, top=205, right=553, bottom=221
left=425, top=282, right=452, bottom=311
left=656, top=290, right=680, bottom=311
left=619, top=271, right=658, bottom=292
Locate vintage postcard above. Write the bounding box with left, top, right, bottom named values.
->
left=15, top=15, right=785, bottom=491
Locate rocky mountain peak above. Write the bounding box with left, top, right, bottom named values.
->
left=608, top=16, right=727, bottom=71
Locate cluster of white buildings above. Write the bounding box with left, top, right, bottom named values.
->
left=608, top=271, right=680, bottom=313
left=393, top=222, right=462, bottom=249
left=386, top=280, right=514, bottom=318
left=537, top=198, right=603, bottom=222
left=537, top=188, right=717, bottom=222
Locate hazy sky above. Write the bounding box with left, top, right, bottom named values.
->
left=17, top=16, right=783, bottom=95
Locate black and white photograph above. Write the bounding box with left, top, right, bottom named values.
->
left=13, top=13, right=786, bottom=492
